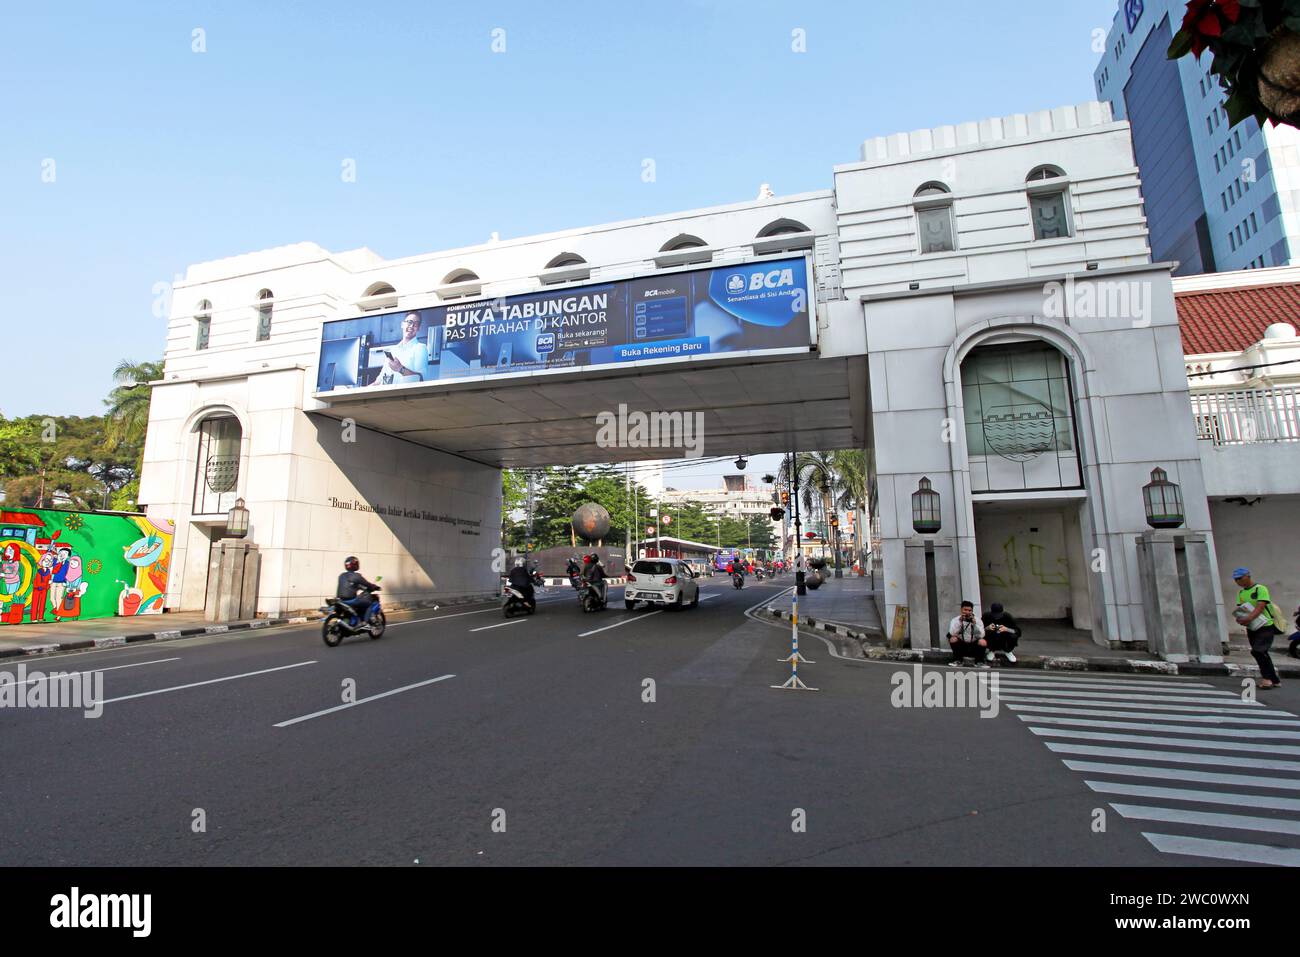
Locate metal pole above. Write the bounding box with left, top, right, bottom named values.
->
left=791, top=452, right=805, bottom=596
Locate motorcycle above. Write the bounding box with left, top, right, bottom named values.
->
left=566, top=560, right=583, bottom=590
left=731, top=572, right=744, bottom=590
left=502, top=584, right=536, bottom=618
left=578, top=579, right=607, bottom=612
left=321, top=592, right=386, bottom=646
left=531, top=568, right=546, bottom=589
left=754, top=567, right=766, bottom=581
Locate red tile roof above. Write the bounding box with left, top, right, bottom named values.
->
left=1176, top=282, right=1300, bottom=355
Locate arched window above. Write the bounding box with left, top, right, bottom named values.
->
left=913, top=182, right=955, bottom=254
left=442, top=269, right=480, bottom=285
left=660, top=234, right=707, bottom=252
left=1026, top=167, right=1072, bottom=240
left=363, top=282, right=396, bottom=297
left=193, top=414, right=242, bottom=514
left=756, top=219, right=810, bottom=238
left=1027, top=165, right=1067, bottom=182
left=545, top=252, right=586, bottom=269
left=195, top=300, right=213, bottom=351
left=255, top=289, right=273, bottom=342
left=960, top=341, right=1080, bottom=492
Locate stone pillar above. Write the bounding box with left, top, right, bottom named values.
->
left=1177, top=531, right=1225, bottom=663
left=204, top=540, right=261, bottom=623
left=1134, top=530, right=1224, bottom=663
left=904, top=537, right=959, bottom=651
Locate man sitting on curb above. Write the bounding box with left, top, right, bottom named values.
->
left=948, top=600, right=988, bottom=668
left=982, top=602, right=1021, bottom=665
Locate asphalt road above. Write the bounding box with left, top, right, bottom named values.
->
left=3, top=577, right=1299, bottom=866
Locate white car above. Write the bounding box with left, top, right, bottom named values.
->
left=625, top=559, right=700, bottom=610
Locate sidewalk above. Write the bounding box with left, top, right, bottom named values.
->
left=763, top=573, right=1300, bottom=678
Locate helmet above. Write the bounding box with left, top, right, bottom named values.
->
left=344, top=556, right=360, bottom=572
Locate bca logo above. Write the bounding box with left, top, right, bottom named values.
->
left=726, top=274, right=746, bottom=294
left=536, top=332, right=555, bottom=354
left=747, top=268, right=795, bottom=291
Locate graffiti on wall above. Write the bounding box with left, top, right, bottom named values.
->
left=0, top=509, right=174, bottom=625
left=979, top=534, right=1069, bottom=588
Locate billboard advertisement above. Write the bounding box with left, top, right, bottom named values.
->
left=315, top=255, right=813, bottom=394
left=0, top=509, right=174, bottom=625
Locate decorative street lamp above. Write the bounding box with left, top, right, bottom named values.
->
left=911, top=477, right=942, bottom=535
left=226, top=497, right=250, bottom=539
left=1142, top=467, right=1185, bottom=529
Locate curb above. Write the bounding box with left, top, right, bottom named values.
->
left=763, top=606, right=1300, bottom=677
left=0, top=614, right=321, bottom=660
left=0, top=590, right=511, bottom=661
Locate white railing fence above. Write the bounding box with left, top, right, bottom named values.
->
left=1189, top=386, right=1300, bottom=446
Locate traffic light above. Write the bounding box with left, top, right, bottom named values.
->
left=769, top=506, right=784, bottom=520
left=780, top=490, right=790, bottom=505
left=830, top=516, right=839, bottom=528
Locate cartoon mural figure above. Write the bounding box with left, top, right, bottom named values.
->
left=31, top=552, right=54, bottom=623
left=53, top=555, right=86, bottom=621
left=1, top=544, right=19, bottom=597
left=49, top=546, right=72, bottom=613
left=0, top=509, right=173, bottom=626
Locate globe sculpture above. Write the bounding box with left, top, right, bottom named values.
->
left=571, top=503, right=611, bottom=543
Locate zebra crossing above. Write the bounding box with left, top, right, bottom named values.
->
left=997, top=669, right=1300, bottom=866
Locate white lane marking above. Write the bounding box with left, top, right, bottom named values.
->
left=1, top=657, right=180, bottom=686
left=1001, top=694, right=1269, bottom=714
left=580, top=610, right=665, bottom=638
left=470, top=619, right=528, bottom=632
left=1063, top=759, right=1300, bottom=791
left=699, top=593, right=721, bottom=601
left=388, top=608, right=497, bottom=625
left=1005, top=703, right=1297, bottom=723
left=275, top=674, right=456, bottom=727
left=997, top=687, right=1250, bottom=706
left=1141, top=833, right=1300, bottom=867
left=992, top=674, right=1215, bottom=689
left=995, top=680, right=1228, bottom=695
left=1015, top=714, right=1300, bottom=738
left=1029, top=727, right=1300, bottom=755
left=1112, top=804, right=1300, bottom=837
left=1085, top=779, right=1300, bottom=812
left=1047, top=741, right=1300, bottom=771
left=99, top=660, right=317, bottom=705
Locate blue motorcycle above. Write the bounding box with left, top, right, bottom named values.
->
left=321, top=590, right=386, bottom=646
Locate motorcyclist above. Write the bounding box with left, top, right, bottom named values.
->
left=565, top=556, right=583, bottom=589
left=337, top=556, right=381, bottom=622
left=507, top=558, right=537, bottom=611
left=582, top=552, right=608, bottom=605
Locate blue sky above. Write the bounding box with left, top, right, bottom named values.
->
left=2, top=0, right=1119, bottom=435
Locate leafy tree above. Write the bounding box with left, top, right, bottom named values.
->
left=0, top=418, right=39, bottom=479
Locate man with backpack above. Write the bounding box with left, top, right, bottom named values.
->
left=1232, top=567, right=1284, bottom=689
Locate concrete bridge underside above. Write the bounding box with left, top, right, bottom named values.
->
left=315, top=353, right=867, bottom=468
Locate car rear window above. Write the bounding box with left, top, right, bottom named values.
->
left=633, top=561, right=673, bottom=575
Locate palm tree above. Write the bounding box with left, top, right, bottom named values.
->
left=777, top=451, right=842, bottom=568
left=104, top=359, right=163, bottom=454
left=830, top=449, right=868, bottom=566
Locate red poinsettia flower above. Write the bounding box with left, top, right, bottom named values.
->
left=1181, top=0, right=1242, bottom=55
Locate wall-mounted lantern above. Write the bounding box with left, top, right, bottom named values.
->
left=911, top=477, right=942, bottom=535
left=226, top=497, right=250, bottom=539
left=1142, top=467, right=1185, bottom=529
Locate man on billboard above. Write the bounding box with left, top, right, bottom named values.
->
left=377, top=312, right=430, bottom=386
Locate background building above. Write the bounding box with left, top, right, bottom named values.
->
left=1094, top=0, right=1300, bottom=274
left=1177, top=264, right=1300, bottom=617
